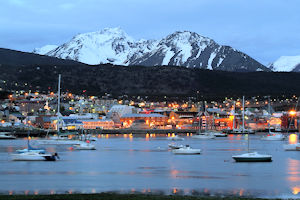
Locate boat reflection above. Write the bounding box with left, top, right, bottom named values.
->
left=287, top=159, right=300, bottom=182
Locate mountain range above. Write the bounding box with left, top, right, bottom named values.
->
left=33, top=27, right=269, bottom=72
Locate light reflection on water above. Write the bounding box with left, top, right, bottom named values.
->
left=1, top=134, right=300, bottom=198
left=289, top=134, right=298, bottom=144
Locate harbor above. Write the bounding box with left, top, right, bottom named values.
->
left=1, top=133, right=300, bottom=199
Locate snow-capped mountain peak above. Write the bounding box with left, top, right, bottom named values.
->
left=32, top=28, right=268, bottom=72
left=269, top=55, right=300, bottom=72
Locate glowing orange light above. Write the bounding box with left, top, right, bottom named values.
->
left=289, top=110, right=297, bottom=116
left=292, top=187, right=300, bottom=195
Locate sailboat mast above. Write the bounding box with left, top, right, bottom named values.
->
left=268, top=96, right=271, bottom=133
left=57, top=74, right=61, bottom=132
left=242, top=96, right=245, bottom=132
left=198, top=105, right=201, bottom=134
left=233, top=101, right=236, bottom=129
left=57, top=74, right=61, bottom=115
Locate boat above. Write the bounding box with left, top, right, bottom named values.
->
left=73, top=141, right=96, bottom=150
left=11, top=151, right=59, bottom=161
left=192, top=132, right=215, bottom=139
left=0, top=132, right=16, bottom=139
left=36, top=75, right=81, bottom=145
left=212, top=131, right=228, bottom=137
left=232, top=152, right=272, bottom=162
left=168, top=143, right=184, bottom=149
left=16, top=132, right=46, bottom=154
left=261, top=132, right=285, bottom=141
left=172, top=145, right=201, bottom=155
left=232, top=96, right=272, bottom=162
left=261, top=96, right=285, bottom=141
left=224, top=100, right=255, bottom=135
left=283, top=143, right=300, bottom=151
left=191, top=104, right=216, bottom=139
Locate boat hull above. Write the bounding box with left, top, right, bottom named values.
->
left=11, top=153, right=57, bottom=161
left=36, top=139, right=82, bottom=145
left=232, top=157, right=272, bottom=162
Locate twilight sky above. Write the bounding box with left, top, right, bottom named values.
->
left=0, top=0, right=299, bottom=65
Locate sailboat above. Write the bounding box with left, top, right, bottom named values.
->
left=226, top=99, right=254, bottom=134
left=261, top=96, right=285, bottom=141
left=232, top=96, right=272, bottom=162
left=12, top=132, right=59, bottom=161
left=192, top=102, right=215, bottom=139
left=16, top=132, right=46, bottom=153
left=36, top=74, right=81, bottom=145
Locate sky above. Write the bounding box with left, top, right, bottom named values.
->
left=0, top=0, right=300, bottom=65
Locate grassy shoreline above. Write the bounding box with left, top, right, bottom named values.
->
left=0, top=193, right=276, bottom=200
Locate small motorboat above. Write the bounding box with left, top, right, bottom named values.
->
left=11, top=152, right=59, bottom=161
left=283, top=143, right=300, bottom=151
left=261, top=133, right=285, bottom=141
left=167, top=135, right=184, bottom=141
left=212, top=131, right=228, bottom=137
left=232, top=152, right=272, bottom=162
left=172, top=145, right=201, bottom=155
left=73, top=141, right=96, bottom=150
left=0, top=132, right=16, bottom=139
left=168, top=143, right=184, bottom=149
left=192, top=132, right=215, bottom=139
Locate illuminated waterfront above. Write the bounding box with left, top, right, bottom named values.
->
left=0, top=134, right=300, bottom=198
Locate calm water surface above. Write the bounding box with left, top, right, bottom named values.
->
left=0, top=134, right=300, bottom=198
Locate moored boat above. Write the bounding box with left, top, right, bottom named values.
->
left=73, top=141, right=96, bottom=150
left=172, top=145, right=201, bottom=155
left=0, top=132, right=16, bottom=139
left=11, top=152, right=59, bottom=161
left=261, top=132, right=285, bottom=141
left=168, top=143, right=184, bottom=149
left=232, top=152, right=272, bottom=162
left=283, top=143, right=300, bottom=151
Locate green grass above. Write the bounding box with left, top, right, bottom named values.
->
left=0, top=193, right=275, bottom=200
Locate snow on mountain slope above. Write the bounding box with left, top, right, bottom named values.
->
left=33, top=45, right=58, bottom=55
left=269, top=55, right=300, bottom=72
left=32, top=28, right=268, bottom=72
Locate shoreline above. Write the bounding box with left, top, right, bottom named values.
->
left=0, top=193, right=275, bottom=200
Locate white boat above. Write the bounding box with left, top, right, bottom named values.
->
left=36, top=139, right=82, bottom=145
left=261, top=132, right=285, bottom=141
left=232, top=152, right=272, bottom=162
left=283, top=143, right=300, bottom=151
left=11, top=151, right=59, bottom=161
left=0, top=132, right=16, bottom=139
left=172, top=145, right=201, bottom=155
left=168, top=143, right=184, bottom=149
left=226, top=128, right=255, bottom=134
left=232, top=96, right=272, bottom=162
left=261, top=97, right=285, bottom=141
left=167, top=135, right=184, bottom=141
left=36, top=75, right=82, bottom=145
left=192, top=131, right=215, bottom=139
left=73, top=141, right=96, bottom=150
left=212, top=131, right=227, bottom=137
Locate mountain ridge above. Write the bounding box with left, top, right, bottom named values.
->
left=33, top=28, right=269, bottom=72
